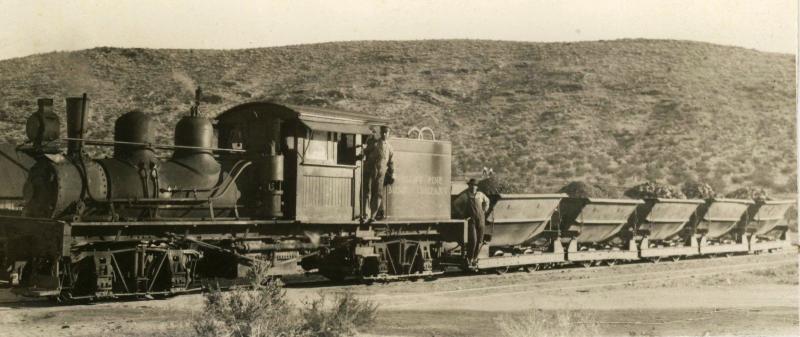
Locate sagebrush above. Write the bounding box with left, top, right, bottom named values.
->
left=191, top=262, right=377, bottom=337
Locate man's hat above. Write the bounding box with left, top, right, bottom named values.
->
left=379, top=125, right=390, bottom=132
left=467, top=178, right=478, bottom=186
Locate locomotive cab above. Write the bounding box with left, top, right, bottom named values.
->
left=216, top=102, right=388, bottom=221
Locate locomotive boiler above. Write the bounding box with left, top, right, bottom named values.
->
left=24, top=96, right=241, bottom=221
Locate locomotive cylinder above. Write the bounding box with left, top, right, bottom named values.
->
left=65, top=95, right=89, bottom=157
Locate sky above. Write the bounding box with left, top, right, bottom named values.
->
left=0, top=0, right=797, bottom=60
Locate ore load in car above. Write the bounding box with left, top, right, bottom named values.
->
left=632, top=198, right=705, bottom=262
left=695, top=198, right=754, bottom=255
left=558, top=197, right=644, bottom=267
left=744, top=199, right=795, bottom=253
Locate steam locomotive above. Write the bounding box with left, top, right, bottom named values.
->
left=0, top=91, right=793, bottom=301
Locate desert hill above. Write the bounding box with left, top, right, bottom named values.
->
left=0, top=39, right=795, bottom=193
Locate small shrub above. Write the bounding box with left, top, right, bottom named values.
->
left=301, top=292, right=378, bottom=337
left=496, top=309, right=599, bottom=337
left=191, top=261, right=377, bottom=337
left=192, top=279, right=304, bottom=337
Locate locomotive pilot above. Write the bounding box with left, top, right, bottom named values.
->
left=452, top=178, right=491, bottom=260
left=361, top=125, right=394, bottom=222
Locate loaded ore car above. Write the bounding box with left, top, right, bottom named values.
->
left=558, top=197, right=643, bottom=267
left=633, top=198, right=705, bottom=262
left=744, top=199, right=795, bottom=253
left=442, top=193, right=568, bottom=273
left=695, top=198, right=754, bottom=255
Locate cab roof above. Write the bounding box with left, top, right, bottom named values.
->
left=216, top=101, right=390, bottom=135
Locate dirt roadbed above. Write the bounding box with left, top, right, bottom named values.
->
left=0, top=252, right=797, bottom=336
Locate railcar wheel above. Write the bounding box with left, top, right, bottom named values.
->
left=671, top=256, right=681, bottom=262
left=523, top=264, right=540, bottom=273
left=724, top=253, right=734, bottom=258
left=53, top=291, right=76, bottom=304
left=581, top=262, right=592, bottom=269
left=650, top=257, right=661, bottom=264
left=605, top=260, right=617, bottom=267
left=494, top=266, right=510, bottom=275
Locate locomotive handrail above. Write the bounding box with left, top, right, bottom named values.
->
left=418, top=127, right=436, bottom=141
left=61, top=137, right=247, bottom=153
left=406, top=127, right=421, bottom=138
left=406, top=126, right=436, bottom=140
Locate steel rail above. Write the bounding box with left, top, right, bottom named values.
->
left=382, top=257, right=795, bottom=299
left=301, top=252, right=796, bottom=294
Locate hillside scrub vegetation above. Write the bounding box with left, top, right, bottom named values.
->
left=0, top=39, right=795, bottom=193
left=191, top=263, right=377, bottom=337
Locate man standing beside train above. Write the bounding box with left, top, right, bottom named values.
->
left=362, top=125, right=394, bottom=222
left=453, top=178, right=490, bottom=260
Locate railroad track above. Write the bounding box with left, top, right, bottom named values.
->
left=1, top=252, right=795, bottom=305
left=310, top=252, right=797, bottom=301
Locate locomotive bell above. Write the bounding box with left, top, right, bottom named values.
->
left=25, top=98, right=60, bottom=147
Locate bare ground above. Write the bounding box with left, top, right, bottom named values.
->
left=0, top=251, right=797, bottom=337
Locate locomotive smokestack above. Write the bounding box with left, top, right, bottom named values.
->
left=65, top=94, right=89, bottom=157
